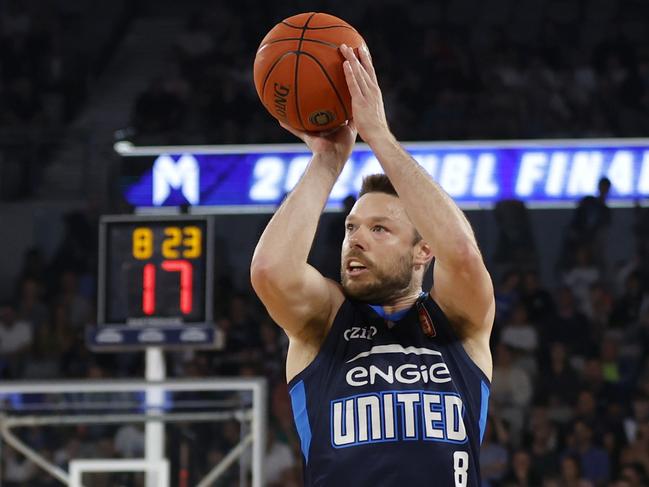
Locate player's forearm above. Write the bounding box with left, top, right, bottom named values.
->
left=251, top=153, right=342, bottom=276
left=368, top=131, right=479, bottom=264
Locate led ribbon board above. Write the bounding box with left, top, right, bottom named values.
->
left=116, top=139, right=649, bottom=211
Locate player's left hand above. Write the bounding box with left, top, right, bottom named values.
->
left=340, top=43, right=390, bottom=145
left=279, top=119, right=357, bottom=169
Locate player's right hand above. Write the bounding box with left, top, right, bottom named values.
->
left=340, top=43, right=390, bottom=146
left=279, top=120, right=357, bottom=167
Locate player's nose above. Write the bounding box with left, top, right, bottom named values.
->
left=347, top=227, right=368, bottom=251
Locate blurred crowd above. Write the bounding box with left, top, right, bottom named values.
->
left=0, top=0, right=85, bottom=199
left=0, top=0, right=132, bottom=200
left=483, top=185, right=649, bottom=487
left=129, top=0, right=649, bottom=145
left=0, top=1, right=89, bottom=130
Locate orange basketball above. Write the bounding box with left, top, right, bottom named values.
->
left=253, top=12, right=366, bottom=132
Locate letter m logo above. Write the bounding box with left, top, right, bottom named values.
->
left=153, top=154, right=200, bottom=205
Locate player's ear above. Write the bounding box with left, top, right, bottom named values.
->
left=413, top=240, right=433, bottom=269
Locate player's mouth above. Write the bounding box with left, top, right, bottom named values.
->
left=346, top=259, right=368, bottom=276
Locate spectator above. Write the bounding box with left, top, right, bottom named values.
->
left=563, top=246, right=602, bottom=315
left=570, top=177, right=612, bottom=247
left=529, top=411, right=561, bottom=477
left=495, top=271, right=521, bottom=326
left=564, top=420, right=611, bottom=485
left=114, top=424, right=145, bottom=458
left=501, top=303, right=538, bottom=351
left=501, top=449, right=542, bottom=486
left=0, top=303, right=33, bottom=378
left=623, top=393, right=649, bottom=446
left=480, top=415, right=510, bottom=487
left=610, top=272, right=645, bottom=328
left=584, top=283, right=613, bottom=341
left=573, top=390, right=600, bottom=429
left=521, top=270, right=555, bottom=323
left=620, top=420, right=649, bottom=479
left=599, top=334, right=631, bottom=390
left=500, top=303, right=539, bottom=376
left=491, top=343, right=533, bottom=443
left=15, top=277, right=48, bottom=328
left=618, top=463, right=649, bottom=487
left=56, top=271, right=92, bottom=329
left=538, top=342, right=580, bottom=411
left=548, top=287, right=593, bottom=357
left=559, top=454, right=594, bottom=487
left=2, top=449, right=36, bottom=487
left=258, top=315, right=284, bottom=380
left=265, top=425, right=299, bottom=487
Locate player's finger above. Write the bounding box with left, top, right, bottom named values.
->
left=279, top=121, right=305, bottom=140
left=340, top=44, right=369, bottom=95
left=353, top=52, right=374, bottom=93
left=320, top=124, right=345, bottom=137
left=359, top=44, right=378, bottom=84
left=343, top=60, right=364, bottom=100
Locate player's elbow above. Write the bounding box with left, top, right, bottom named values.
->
left=250, top=256, right=291, bottom=296
left=250, top=257, right=275, bottom=295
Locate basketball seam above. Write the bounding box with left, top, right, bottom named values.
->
left=260, top=50, right=298, bottom=110
left=299, top=51, right=350, bottom=123
left=262, top=37, right=340, bottom=49
left=294, top=12, right=317, bottom=131
left=282, top=21, right=357, bottom=32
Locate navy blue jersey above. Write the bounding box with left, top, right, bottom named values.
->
left=288, top=292, right=490, bottom=487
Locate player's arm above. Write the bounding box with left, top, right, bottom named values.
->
left=340, top=44, right=494, bottom=339
left=250, top=122, right=355, bottom=340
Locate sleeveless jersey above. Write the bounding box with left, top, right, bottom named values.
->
left=288, top=292, right=490, bottom=487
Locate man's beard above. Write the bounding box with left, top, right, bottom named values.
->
left=340, top=251, right=414, bottom=304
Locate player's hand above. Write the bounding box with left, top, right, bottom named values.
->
left=340, top=43, right=390, bottom=145
left=279, top=120, right=357, bottom=168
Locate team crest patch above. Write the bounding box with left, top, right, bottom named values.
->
left=416, top=301, right=436, bottom=337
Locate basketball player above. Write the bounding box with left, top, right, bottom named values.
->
left=250, top=43, right=494, bottom=486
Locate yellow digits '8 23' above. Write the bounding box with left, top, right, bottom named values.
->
left=132, top=226, right=202, bottom=260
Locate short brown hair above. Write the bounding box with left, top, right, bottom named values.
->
left=358, top=174, right=423, bottom=245
left=359, top=174, right=397, bottom=198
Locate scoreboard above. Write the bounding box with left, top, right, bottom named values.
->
left=89, top=215, right=220, bottom=350
left=101, top=217, right=210, bottom=325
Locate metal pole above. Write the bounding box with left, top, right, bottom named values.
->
left=196, top=434, right=253, bottom=487
left=145, top=347, right=166, bottom=487
left=252, top=381, right=267, bottom=487
left=239, top=390, right=247, bottom=487
left=0, top=418, right=70, bottom=485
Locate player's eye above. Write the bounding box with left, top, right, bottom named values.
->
left=345, top=223, right=355, bottom=232
left=372, top=225, right=386, bottom=232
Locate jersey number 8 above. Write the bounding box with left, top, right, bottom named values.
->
left=453, top=451, right=469, bottom=487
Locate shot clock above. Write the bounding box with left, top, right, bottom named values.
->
left=91, top=215, right=219, bottom=350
